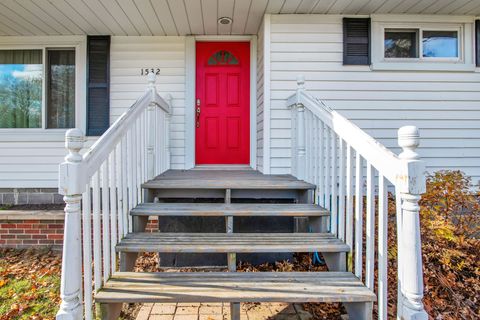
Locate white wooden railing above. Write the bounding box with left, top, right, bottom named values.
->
left=287, top=76, right=428, bottom=320
left=56, top=74, right=171, bottom=320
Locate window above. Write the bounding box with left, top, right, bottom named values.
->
left=207, top=50, right=239, bottom=65
left=47, top=49, right=75, bottom=128
left=384, top=28, right=459, bottom=59
left=0, top=50, right=43, bottom=128
left=0, top=48, right=76, bottom=129
left=385, top=29, right=418, bottom=58
left=371, top=16, right=475, bottom=71
left=422, top=31, right=458, bottom=58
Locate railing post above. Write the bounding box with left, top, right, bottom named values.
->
left=165, top=93, right=172, bottom=170
left=56, top=128, right=85, bottom=320
left=397, top=126, right=428, bottom=320
left=295, top=75, right=306, bottom=181
left=147, top=73, right=156, bottom=180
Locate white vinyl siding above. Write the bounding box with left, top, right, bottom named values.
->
left=110, top=36, right=186, bottom=170
left=268, top=14, right=480, bottom=184
left=256, top=21, right=265, bottom=172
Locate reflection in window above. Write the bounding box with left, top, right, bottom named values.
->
left=422, top=31, right=458, bottom=58
left=385, top=30, right=418, bottom=58
left=0, top=50, right=42, bottom=128
left=207, top=50, right=239, bottom=65
left=47, top=49, right=75, bottom=128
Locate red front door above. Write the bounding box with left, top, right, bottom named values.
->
left=195, top=42, right=250, bottom=164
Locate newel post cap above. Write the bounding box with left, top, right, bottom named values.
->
left=147, top=72, right=156, bottom=88
left=296, top=75, right=305, bottom=90
left=65, top=128, right=85, bottom=163
left=398, top=125, right=420, bottom=160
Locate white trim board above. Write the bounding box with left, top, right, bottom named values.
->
left=184, top=35, right=258, bottom=170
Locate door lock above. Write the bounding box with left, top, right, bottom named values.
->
left=196, top=99, right=201, bottom=128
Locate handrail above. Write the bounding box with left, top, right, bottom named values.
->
left=82, top=84, right=170, bottom=179
left=56, top=74, right=172, bottom=320
left=287, top=77, right=424, bottom=194
left=286, top=75, right=428, bottom=320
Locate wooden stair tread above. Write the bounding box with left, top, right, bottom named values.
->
left=142, top=170, right=315, bottom=190
left=116, top=232, right=349, bottom=253
left=131, top=203, right=328, bottom=216
left=95, top=272, right=376, bottom=303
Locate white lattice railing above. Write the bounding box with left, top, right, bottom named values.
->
left=56, top=74, right=171, bottom=320
left=287, top=76, right=428, bottom=320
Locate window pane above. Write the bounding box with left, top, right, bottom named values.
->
left=384, top=30, right=418, bottom=58
left=0, top=50, right=42, bottom=128
left=47, top=49, right=75, bottom=129
left=422, top=31, right=458, bottom=58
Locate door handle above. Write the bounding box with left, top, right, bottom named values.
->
left=196, top=99, right=201, bottom=128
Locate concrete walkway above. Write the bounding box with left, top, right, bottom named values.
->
left=136, top=303, right=313, bottom=320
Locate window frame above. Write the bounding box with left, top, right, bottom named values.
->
left=371, top=15, right=476, bottom=72
left=0, top=37, right=86, bottom=135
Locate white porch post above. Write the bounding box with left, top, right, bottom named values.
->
left=56, top=128, right=85, bottom=320
left=397, top=126, right=428, bottom=320
left=295, top=75, right=306, bottom=181
left=147, top=74, right=157, bottom=180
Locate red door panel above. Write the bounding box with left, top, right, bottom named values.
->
left=195, top=42, right=250, bottom=164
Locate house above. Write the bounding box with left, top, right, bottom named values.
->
left=0, top=1, right=479, bottom=320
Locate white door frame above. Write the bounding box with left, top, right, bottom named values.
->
left=184, top=35, right=257, bottom=169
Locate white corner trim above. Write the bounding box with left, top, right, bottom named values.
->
left=263, top=14, right=271, bottom=174
left=185, top=36, right=196, bottom=169
left=250, top=36, right=257, bottom=170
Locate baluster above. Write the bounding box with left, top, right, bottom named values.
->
left=318, top=122, right=325, bottom=207
left=312, top=118, right=318, bottom=198
left=397, top=126, right=428, bottom=320
left=101, top=161, right=110, bottom=283
left=136, top=117, right=142, bottom=202
left=306, top=110, right=313, bottom=182
left=109, top=151, right=117, bottom=274
left=378, top=175, right=388, bottom=320
left=338, top=139, right=345, bottom=241
left=354, top=153, right=363, bottom=279
left=121, top=136, right=129, bottom=236
left=127, top=127, right=134, bottom=227
left=131, top=122, right=138, bottom=208
left=365, top=163, right=375, bottom=290
left=345, top=144, right=354, bottom=272
left=291, top=107, right=297, bottom=177
left=116, top=143, right=124, bottom=241
left=325, top=128, right=331, bottom=212
left=330, top=132, right=338, bottom=236
left=82, top=182, right=93, bottom=320
left=140, top=109, right=146, bottom=183
left=57, top=129, right=84, bottom=319
left=295, top=104, right=306, bottom=181
left=165, top=94, right=172, bottom=171
left=92, top=172, right=102, bottom=293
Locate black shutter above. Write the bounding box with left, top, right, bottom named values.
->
left=343, top=18, right=370, bottom=65
left=87, top=36, right=110, bottom=136
left=476, top=20, right=480, bottom=67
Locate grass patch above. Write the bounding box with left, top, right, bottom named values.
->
left=0, top=249, right=61, bottom=320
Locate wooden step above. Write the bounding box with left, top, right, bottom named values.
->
left=131, top=203, right=328, bottom=217
left=95, top=272, right=376, bottom=304
left=142, top=170, right=315, bottom=190
left=116, top=232, right=349, bottom=253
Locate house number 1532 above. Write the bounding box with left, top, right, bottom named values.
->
left=141, top=68, right=160, bottom=75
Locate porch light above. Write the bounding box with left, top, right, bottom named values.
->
left=218, top=17, right=232, bottom=25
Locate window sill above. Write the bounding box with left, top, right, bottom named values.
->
left=371, top=62, right=476, bottom=72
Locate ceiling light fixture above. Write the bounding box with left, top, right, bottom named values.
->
left=218, top=17, right=233, bottom=25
